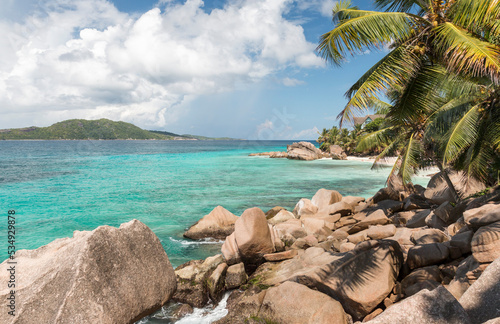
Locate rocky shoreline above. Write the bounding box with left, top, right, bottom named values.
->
left=249, top=141, right=347, bottom=160
left=1, top=172, right=499, bottom=324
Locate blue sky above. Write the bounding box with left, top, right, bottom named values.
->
left=0, top=0, right=386, bottom=139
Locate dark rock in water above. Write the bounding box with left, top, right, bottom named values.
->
left=183, top=205, right=238, bottom=240
left=0, top=220, right=176, bottom=324
left=214, top=287, right=266, bottom=324
left=365, top=286, right=471, bottom=324
left=459, top=257, right=500, bottom=323
left=173, top=254, right=224, bottom=308
left=225, top=262, right=248, bottom=289
left=208, top=263, right=228, bottom=303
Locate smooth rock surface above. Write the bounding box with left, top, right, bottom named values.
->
left=0, top=220, right=177, bottom=324
left=221, top=232, right=241, bottom=265
left=367, top=224, right=396, bottom=240
left=287, top=141, right=323, bottom=161
left=411, top=228, right=449, bottom=245
left=294, top=240, right=404, bottom=321
left=293, top=198, right=318, bottom=218
left=311, top=188, right=343, bottom=209
left=459, top=257, right=500, bottom=323
left=365, top=286, right=471, bottom=324
left=234, top=207, right=275, bottom=266
left=464, top=203, right=500, bottom=229
left=348, top=210, right=389, bottom=234
left=471, top=221, right=500, bottom=263
left=267, top=209, right=295, bottom=225
left=258, top=281, right=348, bottom=324
left=407, top=243, right=450, bottom=269
left=184, top=206, right=238, bottom=239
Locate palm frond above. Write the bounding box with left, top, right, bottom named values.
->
left=426, top=94, right=476, bottom=136
left=434, top=22, right=500, bottom=83
left=367, top=97, right=393, bottom=114
left=399, top=133, right=422, bottom=184
left=356, top=126, right=396, bottom=152
left=371, top=138, right=402, bottom=170
left=389, top=64, right=447, bottom=123
left=374, top=0, right=430, bottom=13
left=317, top=11, right=421, bottom=66
left=449, top=0, right=500, bottom=33
left=442, top=104, right=481, bottom=165
left=338, top=44, right=422, bottom=126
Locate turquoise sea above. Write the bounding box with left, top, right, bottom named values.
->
left=0, top=140, right=430, bottom=267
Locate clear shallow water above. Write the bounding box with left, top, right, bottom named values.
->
left=0, top=140, right=430, bottom=266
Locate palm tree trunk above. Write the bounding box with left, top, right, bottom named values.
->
left=435, top=160, right=461, bottom=203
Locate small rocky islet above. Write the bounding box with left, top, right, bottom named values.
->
left=1, top=170, right=499, bottom=324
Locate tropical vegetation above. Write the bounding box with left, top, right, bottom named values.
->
left=317, top=0, right=500, bottom=191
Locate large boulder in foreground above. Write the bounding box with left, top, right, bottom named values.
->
left=304, top=240, right=404, bottom=321
left=287, top=141, right=323, bottom=161
left=234, top=207, right=275, bottom=267
left=216, top=281, right=348, bottom=324
left=460, top=257, right=500, bottom=323
left=424, top=171, right=486, bottom=204
left=365, top=286, right=471, bottom=324
left=252, top=242, right=402, bottom=321
left=258, top=281, right=348, bottom=324
left=184, top=206, right=238, bottom=239
left=0, top=220, right=176, bottom=324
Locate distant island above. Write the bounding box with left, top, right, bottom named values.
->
left=0, top=119, right=242, bottom=140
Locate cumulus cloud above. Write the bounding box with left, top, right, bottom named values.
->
left=0, top=0, right=324, bottom=128
left=282, top=77, right=305, bottom=87
left=296, top=0, right=337, bottom=17
left=292, top=126, right=320, bottom=139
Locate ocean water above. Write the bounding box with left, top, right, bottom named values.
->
left=0, top=140, right=430, bottom=266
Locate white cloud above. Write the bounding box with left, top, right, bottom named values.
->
left=0, top=0, right=324, bottom=128
left=282, top=77, right=305, bottom=87
left=292, top=126, right=320, bottom=139
left=296, top=0, right=337, bottom=17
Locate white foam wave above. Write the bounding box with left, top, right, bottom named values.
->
left=169, top=237, right=224, bottom=246
left=175, top=291, right=231, bottom=324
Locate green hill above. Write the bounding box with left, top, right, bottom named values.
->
left=0, top=119, right=171, bottom=140
left=0, top=119, right=244, bottom=140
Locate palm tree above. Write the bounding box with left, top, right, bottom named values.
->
left=318, top=0, right=500, bottom=188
